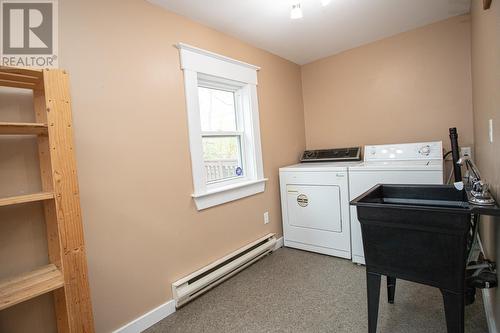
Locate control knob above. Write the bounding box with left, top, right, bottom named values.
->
left=419, top=145, right=431, bottom=156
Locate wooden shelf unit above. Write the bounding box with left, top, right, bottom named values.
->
left=0, top=67, right=95, bottom=332
left=0, top=264, right=64, bottom=311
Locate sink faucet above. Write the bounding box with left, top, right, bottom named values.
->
left=457, top=156, right=495, bottom=206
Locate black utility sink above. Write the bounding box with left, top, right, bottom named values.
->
left=350, top=184, right=499, bottom=333
left=352, top=183, right=500, bottom=215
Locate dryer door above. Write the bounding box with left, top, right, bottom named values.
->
left=286, top=185, right=342, bottom=233
left=283, top=183, right=351, bottom=259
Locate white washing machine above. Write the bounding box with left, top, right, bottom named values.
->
left=280, top=160, right=361, bottom=259
left=349, top=141, right=445, bottom=265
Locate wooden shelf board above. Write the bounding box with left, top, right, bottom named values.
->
left=0, top=67, right=43, bottom=90
left=0, top=192, right=54, bottom=207
left=0, top=73, right=39, bottom=84
left=0, top=122, right=48, bottom=135
left=0, top=79, right=38, bottom=90
left=0, top=66, right=43, bottom=77
left=0, top=264, right=64, bottom=311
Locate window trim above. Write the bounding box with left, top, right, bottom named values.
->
left=177, top=43, right=267, bottom=210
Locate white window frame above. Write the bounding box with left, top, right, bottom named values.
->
left=198, top=76, right=246, bottom=189
left=177, top=43, right=267, bottom=210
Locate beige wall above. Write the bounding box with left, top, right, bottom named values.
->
left=470, top=0, right=500, bottom=323
left=0, top=0, right=305, bottom=332
left=301, top=15, right=474, bottom=152
left=0, top=4, right=481, bottom=333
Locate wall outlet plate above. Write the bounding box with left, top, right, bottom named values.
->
left=264, top=211, right=269, bottom=224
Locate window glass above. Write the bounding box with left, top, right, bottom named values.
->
left=198, top=87, right=237, bottom=132
left=202, top=136, right=243, bottom=183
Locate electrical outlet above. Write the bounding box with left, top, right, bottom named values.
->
left=460, top=147, right=471, bottom=158
left=264, top=211, right=270, bottom=224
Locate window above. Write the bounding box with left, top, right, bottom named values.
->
left=177, top=43, right=267, bottom=210
left=199, top=85, right=242, bottom=184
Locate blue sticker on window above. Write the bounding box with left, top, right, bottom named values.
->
left=236, top=167, right=243, bottom=176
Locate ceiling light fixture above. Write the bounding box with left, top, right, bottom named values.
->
left=290, top=3, right=303, bottom=19
left=321, top=0, right=331, bottom=6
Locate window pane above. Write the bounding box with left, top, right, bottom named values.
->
left=203, top=136, right=243, bottom=183
left=198, top=87, right=237, bottom=132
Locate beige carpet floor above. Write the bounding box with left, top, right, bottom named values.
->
left=145, top=247, right=488, bottom=333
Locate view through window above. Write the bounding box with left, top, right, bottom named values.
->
left=198, top=86, right=244, bottom=183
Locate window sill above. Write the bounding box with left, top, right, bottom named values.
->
left=192, top=178, right=268, bottom=210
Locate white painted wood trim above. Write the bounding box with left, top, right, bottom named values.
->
left=112, top=299, right=176, bottom=333
left=192, top=178, right=267, bottom=198
left=183, top=69, right=207, bottom=192
left=247, top=84, right=265, bottom=179
left=178, top=43, right=265, bottom=210
left=177, top=43, right=259, bottom=85
left=482, top=289, right=498, bottom=333
left=193, top=178, right=267, bottom=210
left=177, top=42, right=260, bottom=71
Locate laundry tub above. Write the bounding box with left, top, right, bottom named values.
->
left=350, top=184, right=488, bottom=333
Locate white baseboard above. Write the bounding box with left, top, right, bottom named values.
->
left=113, top=299, right=176, bottom=333
left=482, top=289, right=497, bottom=333
left=274, top=236, right=284, bottom=251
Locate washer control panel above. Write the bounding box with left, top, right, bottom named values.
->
left=301, top=147, right=361, bottom=162
left=364, top=141, right=443, bottom=161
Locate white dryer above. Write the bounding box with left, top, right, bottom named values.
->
left=349, top=141, right=445, bottom=265
left=279, top=161, right=361, bottom=259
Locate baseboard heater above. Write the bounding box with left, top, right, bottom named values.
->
left=172, top=233, right=277, bottom=308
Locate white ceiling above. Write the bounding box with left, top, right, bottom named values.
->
left=148, top=0, right=470, bottom=65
